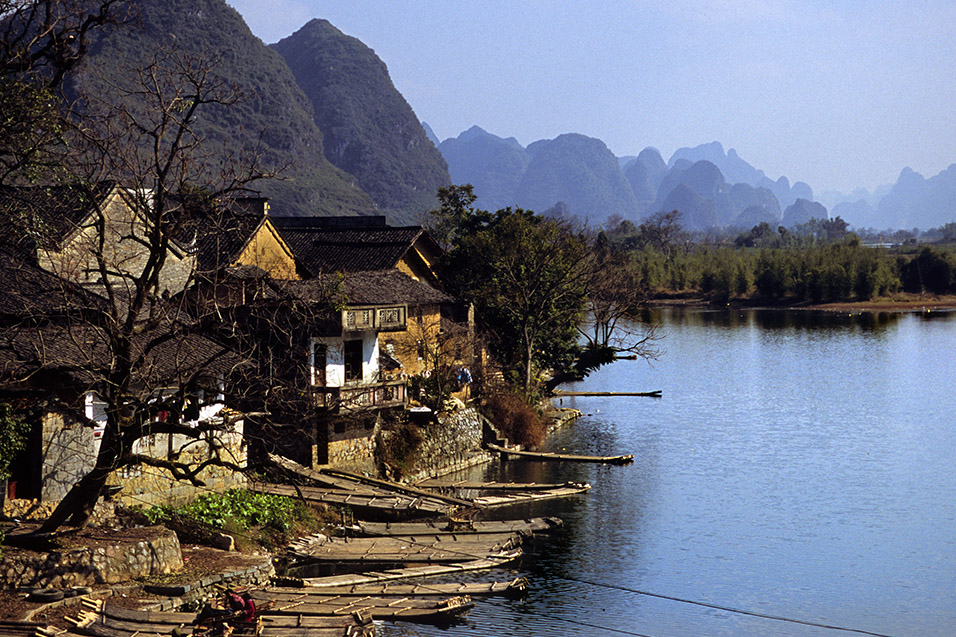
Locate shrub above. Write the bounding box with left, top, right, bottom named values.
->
left=376, top=420, right=424, bottom=479
left=140, top=490, right=326, bottom=551
left=482, top=388, right=547, bottom=447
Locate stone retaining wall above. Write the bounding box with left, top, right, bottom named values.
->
left=0, top=527, right=182, bottom=590
left=404, top=407, right=491, bottom=483
left=109, top=427, right=248, bottom=509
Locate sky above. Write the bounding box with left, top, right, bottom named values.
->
left=226, top=0, right=956, bottom=196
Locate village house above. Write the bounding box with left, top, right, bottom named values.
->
left=271, top=215, right=474, bottom=382
left=0, top=187, right=478, bottom=512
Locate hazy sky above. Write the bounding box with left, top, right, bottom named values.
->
left=227, top=0, right=956, bottom=195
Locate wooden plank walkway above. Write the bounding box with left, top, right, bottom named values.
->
left=486, top=443, right=634, bottom=465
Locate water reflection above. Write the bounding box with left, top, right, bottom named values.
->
left=649, top=306, right=909, bottom=332
left=382, top=310, right=956, bottom=637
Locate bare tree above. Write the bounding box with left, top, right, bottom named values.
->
left=0, top=46, right=285, bottom=533
left=580, top=232, right=661, bottom=358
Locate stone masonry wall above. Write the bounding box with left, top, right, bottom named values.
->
left=0, top=527, right=182, bottom=589
left=40, top=412, right=96, bottom=502
left=404, top=407, right=491, bottom=483
left=110, top=425, right=248, bottom=509
left=326, top=434, right=377, bottom=474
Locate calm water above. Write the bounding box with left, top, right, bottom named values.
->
left=383, top=308, right=956, bottom=637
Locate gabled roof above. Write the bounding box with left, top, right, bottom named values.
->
left=0, top=181, right=117, bottom=253
left=191, top=211, right=269, bottom=274
left=270, top=215, right=434, bottom=275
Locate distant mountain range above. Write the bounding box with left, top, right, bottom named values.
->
left=435, top=127, right=956, bottom=231
left=55, top=0, right=953, bottom=231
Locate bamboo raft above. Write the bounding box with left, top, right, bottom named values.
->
left=269, top=454, right=473, bottom=507
left=471, top=483, right=591, bottom=507
left=68, top=598, right=374, bottom=636
left=249, top=482, right=455, bottom=519
left=486, top=443, right=634, bottom=465
left=552, top=389, right=662, bottom=397
left=299, top=551, right=523, bottom=588
left=412, top=478, right=591, bottom=507
left=348, top=517, right=563, bottom=537
left=416, top=479, right=576, bottom=491
left=287, top=532, right=525, bottom=565
left=249, top=589, right=475, bottom=621
left=267, top=577, right=528, bottom=597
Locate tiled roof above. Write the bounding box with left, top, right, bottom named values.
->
left=270, top=216, right=425, bottom=275
left=0, top=248, right=106, bottom=317
left=285, top=270, right=451, bottom=309
left=0, top=320, right=240, bottom=391
left=342, top=270, right=452, bottom=306
left=0, top=182, right=116, bottom=252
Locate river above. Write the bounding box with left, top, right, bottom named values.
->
left=382, top=308, right=956, bottom=636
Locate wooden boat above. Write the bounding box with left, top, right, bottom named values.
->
left=249, top=482, right=455, bottom=520
left=552, top=389, right=662, bottom=397
left=349, top=517, right=563, bottom=537
left=486, top=442, right=634, bottom=465
left=287, top=532, right=525, bottom=565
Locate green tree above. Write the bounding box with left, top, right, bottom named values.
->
left=439, top=208, right=589, bottom=391
left=0, top=402, right=29, bottom=479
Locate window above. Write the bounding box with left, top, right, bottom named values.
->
left=344, top=339, right=363, bottom=382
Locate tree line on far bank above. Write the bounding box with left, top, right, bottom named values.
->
left=428, top=189, right=956, bottom=411
left=605, top=211, right=956, bottom=304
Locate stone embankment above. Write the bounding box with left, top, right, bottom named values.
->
left=1, top=527, right=182, bottom=590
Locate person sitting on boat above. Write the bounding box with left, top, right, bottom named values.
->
left=194, top=589, right=256, bottom=626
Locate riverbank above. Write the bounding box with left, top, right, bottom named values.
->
left=649, top=291, right=956, bottom=313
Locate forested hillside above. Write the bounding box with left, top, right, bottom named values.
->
left=64, top=0, right=376, bottom=217
left=272, top=19, right=450, bottom=224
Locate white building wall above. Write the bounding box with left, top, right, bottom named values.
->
left=312, top=333, right=379, bottom=387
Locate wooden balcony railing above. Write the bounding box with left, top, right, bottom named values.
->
left=312, top=379, right=406, bottom=411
